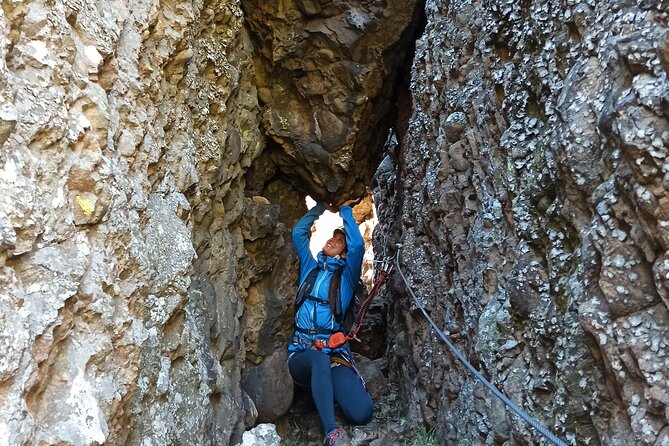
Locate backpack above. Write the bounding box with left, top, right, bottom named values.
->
left=294, top=266, right=367, bottom=335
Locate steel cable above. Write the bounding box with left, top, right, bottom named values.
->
left=394, top=245, right=568, bottom=446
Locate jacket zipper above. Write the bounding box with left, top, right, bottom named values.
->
left=312, top=270, right=329, bottom=331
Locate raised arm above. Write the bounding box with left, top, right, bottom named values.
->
left=292, top=202, right=325, bottom=282
left=339, top=204, right=364, bottom=308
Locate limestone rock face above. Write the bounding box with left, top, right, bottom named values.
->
left=242, top=0, right=423, bottom=202
left=0, top=1, right=264, bottom=444
left=375, top=0, right=669, bottom=444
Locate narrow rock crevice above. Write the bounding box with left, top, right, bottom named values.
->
left=1, top=1, right=669, bottom=445
left=240, top=0, right=427, bottom=202
left=234, top=3, right=429, bottom=443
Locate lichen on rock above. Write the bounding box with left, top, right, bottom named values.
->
left=0, top=0, right=265, bottom=444
left=375, top=0, right=669, bottom=444
left=3, top=0, right=669, bottom=445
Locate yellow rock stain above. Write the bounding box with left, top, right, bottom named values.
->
left=76, top=195, right=95, bottom=217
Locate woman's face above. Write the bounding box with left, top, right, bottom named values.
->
left=322, top=232, right=347, bottom=258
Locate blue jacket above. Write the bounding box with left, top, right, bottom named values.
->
left=289, top=203, right=364, bottom=351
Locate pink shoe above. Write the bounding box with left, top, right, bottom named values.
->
left=323, top=427, right=352, bottom=446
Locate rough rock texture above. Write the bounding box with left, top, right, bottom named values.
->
left=241, top=0, right=423, bottom=202
left=235, top=423, right=281, bottom=446
left=7, top=0, right=669, bottom=444
left=0, top=0, right=266, bottom=444
left=375, top=0, right=669, bottom=445
left=0, top=0, right=424, bottom=444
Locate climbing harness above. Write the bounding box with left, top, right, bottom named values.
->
left=394, top=244, right=568, bottom=446
left=294, top=260, right=392, bottom=348
left=291, top=262, right=392, bottom=391
left=305, top=262, right=391, bottom=349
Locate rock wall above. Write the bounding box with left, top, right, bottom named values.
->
left=376, top=0, right=669, bottom=444
left=0, top=0, right=423, bottom=444
left=9, top=0, right=669, bottom=444
left=241, top=0, right=423, bottom=202
left=0, top=0, right=266, bottom=444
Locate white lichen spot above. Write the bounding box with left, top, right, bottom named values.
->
left=25, top=40, right=55, bottom=67
left=67, top=373, right=108, bottom=444
left=0, top=158, right=17, bottom=182
left=611, top=229, right=627, bottom=241
left=613, top=255, right=626, bottom=268
left=83, top=45, right=103, bottom=69
left=157, top=356, right=171, bottom=394
left=598, top=334, right=607, bottom=345
left=51, top=186, right=65, bottom=208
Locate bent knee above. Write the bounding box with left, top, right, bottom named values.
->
left=346, top=401, right=373, bottom=425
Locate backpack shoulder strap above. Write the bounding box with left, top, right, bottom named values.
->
left=295, top=266, right=320, bottom=312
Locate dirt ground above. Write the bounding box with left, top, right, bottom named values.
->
left=276, top=381, right=437, bottom=446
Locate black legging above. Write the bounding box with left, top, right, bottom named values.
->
left=288, top=349, right=373, bottom=434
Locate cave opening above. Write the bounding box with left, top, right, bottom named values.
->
left=236, top=0, right=429, bottom=443
left=273, top=70, right=422, bottom=445
left=304, top=195, right=378, bottom=293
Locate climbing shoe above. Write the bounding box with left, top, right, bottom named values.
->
left=323, top=427, right=351, bottom=446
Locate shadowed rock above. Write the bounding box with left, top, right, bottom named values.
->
left=242, top=0, right=424, bottom=202
left=374, top=0, right=669, bottom=444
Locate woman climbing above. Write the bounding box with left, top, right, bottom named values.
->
left=288, top=198, right=373, bottom=446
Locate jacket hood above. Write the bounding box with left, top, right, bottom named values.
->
left=317, top=251, right=346, bottom=271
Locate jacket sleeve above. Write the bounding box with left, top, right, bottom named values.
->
left=292, top=203, right=325, bottom=282
left=339, top=205, right=364, bottom=310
